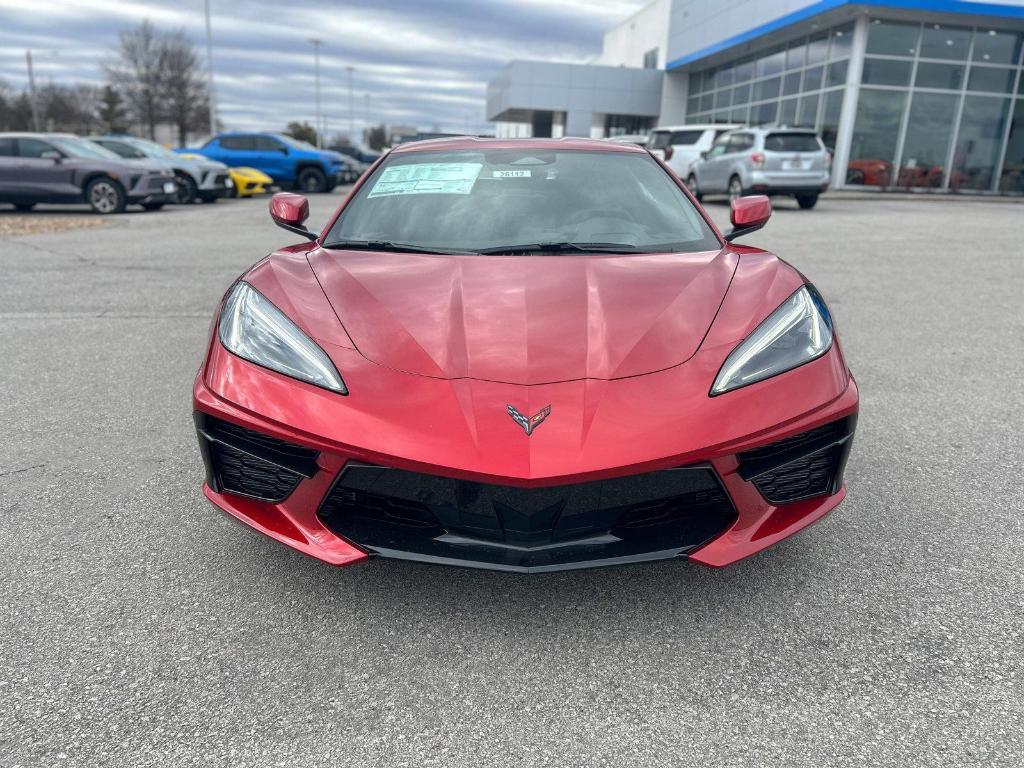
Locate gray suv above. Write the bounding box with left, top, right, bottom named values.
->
left=0, top=133, right=177, bottom=213
left=687, top=128, right=831, bottom=209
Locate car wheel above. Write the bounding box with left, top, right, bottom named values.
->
left=85, top=177, right=126, bottom=214
left=845, top=169, right=865, bottom=185
left=199, top=195, right=218, bottom=204
left=686, top=174, right=703, bottom=202
left=796, top=193, right=819, bottom=210
left=297, top=167, right=328, bottom=194
left=728, top=175, right=744, bottom=201
left=174, top=173, right=198, bottom=204
left=14, top=203, right=34, bottom=212
left=141, top=203, right=164, bottom=211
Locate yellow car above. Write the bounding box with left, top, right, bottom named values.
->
left=177, top=154, right=273, bottom=197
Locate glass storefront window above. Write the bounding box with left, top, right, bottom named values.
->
left=734, top=60, right=754, bottom=84
left=951, top=96, right=1011, bottom=190
left=753, top=101, right=778, bottom=125
left=920, top=24, right=971, bottom=61
left=915, top=62, right=965, bottom=90
left=820, top=89, right=844, bottom=151
left=780, top=97, right=798, bottom=126
left=783, top=72, right=801, bottom=96
left=753, top=76, right=781, bottom=101
left=971, top=29, right=1022, bottom=65
left=732, top=83, right=751, bottom=104
left=716, top=67, right=735, bottom=89
left=786, top=43, right=806, bottom=70
left=867, top=20, right=919, bottom=57
left=862, top=58, right=913, bottom=87
left=700, top=93, right=713, bottom=112
left=848, top=89, right=908, bottom=186
left=898, top=93, right=959, bottom=187
left=966, top=66, right=1016, bottom=94
left=797, top=94, right=820, bottom=127
left=803, top=66, right=823, bottom=91
left=807, top=35, right=829, bottom=66
left=831, top=24, right=854, bottom=60
left=998, top=99, right=1024, bottom=192
left=827, top=60, right=848, bottom=88
left=729, top=105, right=749, bottom=124
left=756, top=49, right=785, bottom=78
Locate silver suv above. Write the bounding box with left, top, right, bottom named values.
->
left=687, top=128, right=831, bottom=209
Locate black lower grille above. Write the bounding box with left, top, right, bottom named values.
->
left=194, top=413, right=319, bottom=503
left=738, top=416, right=855, bottom=505
left=318, top=464, right=737, bottom=571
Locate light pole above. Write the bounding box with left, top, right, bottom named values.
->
left=204, top=0, right=217, bottom=136
left=345, top=65, right=355, bottom=139
left=25, top=50, right=40, bottom=131
left=309, top=39, right=323, bottom=148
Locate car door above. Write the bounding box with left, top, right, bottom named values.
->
left=252, top=135, right=293, bottom=182
left=13, top=137, right=78, bottom=202
left=699, top=135, right=732, bottom=192
left=0, top=137, right=19, bottom=200
left=211, top=135, right=258, bottom=170
left=666, top=129, right=708, bottom=176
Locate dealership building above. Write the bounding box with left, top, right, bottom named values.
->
left=486, top=0, right=1024, bottom=193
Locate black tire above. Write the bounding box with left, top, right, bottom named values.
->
left=141, top=203, right=164, bottom=211
left=85, top=177, right=126, bottom=214
left=13, top=203, right=35, bottom=212
left=686, top=174, right=703, bottom=202
left=174, top=173, right=198, bottom=204
left=845, top=168, right=865, bottom=185
left=296, top=166, right=328, bottom=194
left=796, top=193, right=819, bottom=210
left=199, top=194, right=218, bottom=204
left=728, top=175, right=744, bottom=201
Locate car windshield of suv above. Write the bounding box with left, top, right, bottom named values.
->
left=325, top=149, right=721, bottom=254
left=764, top=133, right=821, bottom=152
left=50, top=137, right=122, bottom=160
left=126, top=138, right=178, bottom=159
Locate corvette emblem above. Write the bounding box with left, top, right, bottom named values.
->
left=506, top=404, right=551, bottom=436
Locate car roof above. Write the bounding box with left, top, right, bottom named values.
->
left=652, top=124, right=741, bottom=132
left=390, top=136, right=647, bottom=155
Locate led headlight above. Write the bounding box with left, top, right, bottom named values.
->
left=711, top=285, right=833, bottom=396
left=219, top=281, right=348, bottom=394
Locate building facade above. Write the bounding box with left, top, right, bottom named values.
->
left=487, top=0, right=1024, bottom=194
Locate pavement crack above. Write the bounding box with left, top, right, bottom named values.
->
left=0, top=463, right=46, bottom=478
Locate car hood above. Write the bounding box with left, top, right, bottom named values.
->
left=306, top=247, right=736, bottom=385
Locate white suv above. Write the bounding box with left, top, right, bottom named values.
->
left=647, top=124, right=741, bottom=178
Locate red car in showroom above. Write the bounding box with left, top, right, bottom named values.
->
left=194, top=137, right=858, bottom=573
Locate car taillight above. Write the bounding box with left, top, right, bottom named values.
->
left=750, top=152, right=765, bottom=168
left=664, top=146, right=674, bottom=161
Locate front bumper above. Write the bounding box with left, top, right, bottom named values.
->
left=193, top=338, right=859, bottom=572
left=127, top=174, right=177, bottom=204
left=198, top=170, right=234, bottom=197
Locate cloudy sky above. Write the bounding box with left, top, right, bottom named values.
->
left=0, top=0, right=648, bottom=137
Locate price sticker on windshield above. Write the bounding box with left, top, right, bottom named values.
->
left=368, top=162, right=482, bottom=198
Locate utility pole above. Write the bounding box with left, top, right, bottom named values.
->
left=346, top=65, right=355, bottom=139
left=204, top=0, right=217, bottom=136
left=309, top=39, right=323, bottom=148
left=25, top=50, right=40, bottom=131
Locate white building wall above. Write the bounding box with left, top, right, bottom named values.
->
left=598, top=0, right=672, bottom=68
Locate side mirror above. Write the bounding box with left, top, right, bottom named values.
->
left=269, top=192, right=316, bottom=241
left=41, top=150, right=63, bottom=163
left=724, top=195, right=771, bottom=242
left=700, top=150, right=709, bottom=161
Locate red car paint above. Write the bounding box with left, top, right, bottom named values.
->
left=194, top=137, right=858, bottom=571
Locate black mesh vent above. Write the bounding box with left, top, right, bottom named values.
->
left=738, top=416, right=855, bottom=505
left=318, top=464, right=737, bottom=571
left=209, top=441, right=304, bottom=502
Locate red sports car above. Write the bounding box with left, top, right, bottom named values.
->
left=194, top=137, right=857, bottom=573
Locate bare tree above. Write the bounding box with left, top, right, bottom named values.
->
left=285, top=121, right=319, bottom=145
left=98, top=85, right=128, bottom=133
left=106, top=21, right=167, bottom=139
left=161, top=29, right=209, bottom=145
left=38, top=83, right=101, bottom=134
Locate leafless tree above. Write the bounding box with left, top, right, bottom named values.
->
left=161, top=29, right=209, bottom=145
left=105, top=21, right=167, bottom=139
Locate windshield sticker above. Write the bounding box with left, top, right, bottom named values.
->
left=368, top=162, right=482, bottom=198
left=492, top=169, right=531, bottom=178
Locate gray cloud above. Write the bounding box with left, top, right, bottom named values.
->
left=0, top=0, right=647, bottom=136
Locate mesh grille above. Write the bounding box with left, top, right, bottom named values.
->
left=209, top=441, right=303, bottom=502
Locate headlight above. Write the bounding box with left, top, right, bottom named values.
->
left=711, top=285, right=833, bottom=396
left=219, top=282, right=348, bottom=394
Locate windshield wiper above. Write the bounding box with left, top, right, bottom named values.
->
left=321, top=239, right=477, bottom=255
left=474, top=241, right=646, bottom=255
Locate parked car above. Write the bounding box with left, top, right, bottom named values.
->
left=91, top=135, right=233, bottom=204
left=687, top=127, right=831, bottom=209
left=192, top=137, right=858, bottom=573
left=329, top=144, right=382, bottom=165
left=185, top=132, right=346, bottom=193
left=648, top=124, right=741, bottom=178
left=0, top=132, right=177, bottom=213
left=175, top=153, right=273, bottom=197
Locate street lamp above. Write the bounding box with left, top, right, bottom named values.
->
left=204, top=0, right=217, bottom=136
left=345, top=65, right=355, bottom=139
left=310, top=39, right=323, bottom=148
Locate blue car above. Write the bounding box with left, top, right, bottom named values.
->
left=182, top=132, right=347, bottom=193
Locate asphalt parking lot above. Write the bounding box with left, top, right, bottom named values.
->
left=2, top=192, right=1022, bottom=767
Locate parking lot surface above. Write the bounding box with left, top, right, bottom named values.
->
left=1, top=194, right=1022, bottom=767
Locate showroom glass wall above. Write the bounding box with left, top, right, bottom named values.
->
left=848, top=19, right=1024, bottom=192
left=686, top=23, right=854, bottom=149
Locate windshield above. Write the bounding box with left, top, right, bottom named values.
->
left=326, top=149, right=720, bottom=253
left=50, top=137, right=122, bottom=160
left=125, top=138, right=178, bottom=159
